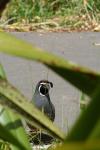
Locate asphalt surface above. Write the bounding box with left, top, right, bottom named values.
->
left=0, top=32, right=100, bottom=133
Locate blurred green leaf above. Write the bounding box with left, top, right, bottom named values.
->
left=54, top=140, right=100, bottom=150
left=0, top=123, right=26, bottom=150
left=88, top=120, right=100, bottom=139
left=0, top=78, right=65, bottom=140
left=0, top=139, right=11, bottom=150
left=66, top=84, right=100, bottom=141
left=0, top=63, right=32, bottom=150
left=0, top=32, right=100, bottom=96
left=0, top=64, right=6, bottom=79
left=0, top=107, right=32, bottom=150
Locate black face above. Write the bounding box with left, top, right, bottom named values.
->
left=38, top=80, right=53, bottom=96
left=39, top=84, right=49, bottom=95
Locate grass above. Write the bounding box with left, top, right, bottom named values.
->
left=1, top=0, right=100, bottom=31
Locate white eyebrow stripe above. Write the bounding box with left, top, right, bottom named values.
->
left=40, top=83, right=47, bottom=85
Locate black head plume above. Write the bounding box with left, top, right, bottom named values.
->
left=38, top=80, right=53, bottom=87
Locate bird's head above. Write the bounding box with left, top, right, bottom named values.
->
left=36, top=80, right=53, bottom=96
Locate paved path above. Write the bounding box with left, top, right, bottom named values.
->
left=0, top=32, right=100, bottom=132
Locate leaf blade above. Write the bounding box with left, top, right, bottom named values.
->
left=0, top=123, right=27, bottom=150
left=54, top=140, right=100, bottom=150
left=66, top=83, right=100, bottom=141
left=0, top=64, right=32, bottom=150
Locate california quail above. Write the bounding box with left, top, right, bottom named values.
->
left=32, top=80, right=55, bottom=121
left=28, top=80, right=55, bottom=144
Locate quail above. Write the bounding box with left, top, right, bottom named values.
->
left=28, top=80, right=55, bottom=144
left=32, top=80, right=55, bottom=121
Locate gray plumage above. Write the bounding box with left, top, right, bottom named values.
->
left=32, top=80, right=55, bottom=121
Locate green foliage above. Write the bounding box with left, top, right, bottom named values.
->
left=4, top=0, right=34, bottom=22
left=0, top=62, right=32, bottom=150
left=0, top=139, right=11, bottom=150
left=0, top=107, right=32, bottom=150
left=4, top=0, right=81, bottom=21
left=2, top=0, right=100, bottom=30
left=66, top=84, right=100, bottom=141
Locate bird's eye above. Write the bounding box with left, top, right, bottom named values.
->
left=39, top=85, right=49, bottom=95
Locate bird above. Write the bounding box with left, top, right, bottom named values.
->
left=32, top=80, right=55, bottom=122
left=28, top=80, right=55, bottom=144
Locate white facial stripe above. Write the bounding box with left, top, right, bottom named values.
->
left=40, top=92, right=45, bottom=96
left=39, top=85, right=46, bottom=96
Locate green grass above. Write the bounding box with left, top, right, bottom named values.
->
left=1, top=0, right=100, bottom=31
